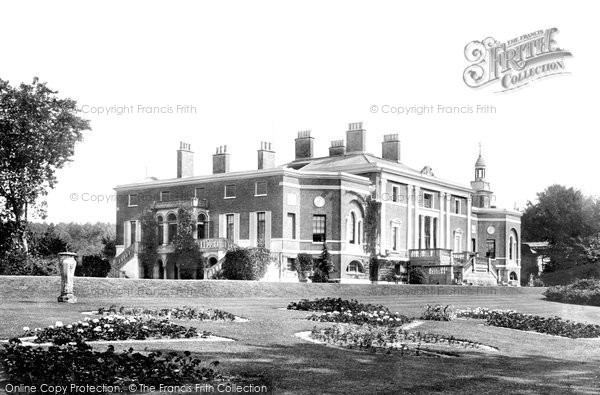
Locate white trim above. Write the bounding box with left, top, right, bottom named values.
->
left=279, top=182, right=371, bottom=195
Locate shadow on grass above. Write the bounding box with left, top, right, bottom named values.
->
left=177, top=342, right=600, bottom=394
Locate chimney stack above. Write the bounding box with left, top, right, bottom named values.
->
left=176, top=141, right=194, bottom=178
left=382, top=134, right=401, bottom=162
left=295, top=130, right=314, bottom=160
left=346, top=122, right=366, bottom=153
left=257, top=141, right=275, bottom=169
left=329, top=139, right=346, bottom=156
left=212, top=145, right=230, bottom=174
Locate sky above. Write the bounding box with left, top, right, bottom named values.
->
left=1, top=1, right=597, bottom=224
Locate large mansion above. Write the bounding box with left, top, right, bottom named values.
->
left=112, top=122, right=521, bottom=285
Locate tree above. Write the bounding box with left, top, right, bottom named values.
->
left=312, top=242, right=334, bottom=282
left=172, top=206, right=204, bottom=277
left=31, top=224, right=69, bottom=256
left=522, top=185, right=600, bottom=271
left=295, top=253, right=314, bottom=282
left=0, top=78, right=90, bottom=251
left=363, top=196, right=382, bottom=282
left=138, top=209, right=159, bottom=274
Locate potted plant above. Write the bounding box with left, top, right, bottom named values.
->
left=295, top=253, right=314, bottom=282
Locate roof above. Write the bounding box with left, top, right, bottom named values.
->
left=475, top=155, right=486, bottom=167
left=285, top=152, right=474, bottom=193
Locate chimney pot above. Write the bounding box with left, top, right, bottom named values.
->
left=329, top=139, right=346, bottom=156
left=346, top=121, right=366, bottom=153
left=381, top=134, right=401, bottom=162
left=177, top=141, right=194, bottom=178
left=258, top=141, right=276, bottom=169
left=295, top=130, right=314, bottom=160
left=213, top=145, right=230, bottom=174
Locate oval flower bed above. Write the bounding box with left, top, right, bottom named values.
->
left=307, top=310, right=412, bottom=327
left=288, top=297, right=388, bottom=313
left=22, top=315, right=208, bottom=344
left=309, top=324, right=496, bottom=355
left=97, top=305, right=238, bottom=321
left=456, top=307, right=600, bottom=338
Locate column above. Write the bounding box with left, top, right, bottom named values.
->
left=445, top=194, right=451, bottom=248
left=406, top=185, right=413, bottom=253
left=162, top=224, right=168, bottom=245
left=439, top=192, right=444, bottom=249
left=413, top=186, right=420, bottom=249
left=467, top=194, right=473, bottom=252
left=379, top=178, right=387, bottom=255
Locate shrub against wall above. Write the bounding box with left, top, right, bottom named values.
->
left=544, top=278, right=600, bottom=306
left=408, top=266, right=426, bottom=284
left=0, top=250, right=58, bottom=276
left=221, top=246, right=270, bottom=280
left=74, top=255, right=111, bottom=277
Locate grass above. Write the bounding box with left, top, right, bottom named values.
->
left=1, top=279, right=600, bottom=394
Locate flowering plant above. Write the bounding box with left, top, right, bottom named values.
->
left=23, top=316, right=208, bottom=344
left=97, top=305, right=237, bottom=321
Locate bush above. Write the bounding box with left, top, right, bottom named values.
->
left=221, top=246, right=270, bottom=280
left=75, top=255, right=111, bottom=277
left=544, top=279, right=600, bottom=306
left=0, top=250, right=58, bottom=276
left=308, top=310, right=412, bottom=327
left=288, top=298, right=386, bottom=313
left=0, top=339, right=223, bottom=389
left=408, top=266, right=426, bottom=284
left=420, top=305, right=455, bottom=321
left=294, top=253, right=313, bottom=281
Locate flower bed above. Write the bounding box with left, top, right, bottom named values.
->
left=455, top=307, right=512, bottom=320
left=420, top=305, right=455, bottom=321
left=485, top=311, right=600, bottom=338
left=287, top=298, right=388, bottom=313
left=309, top=324, right=495, bottom=355
left=0, top=339, right=262, bottom=390
left=456, top=307, right=600, bottom=338
left=307, top=310, right=412, bottom=327
left=97, top=305, right=237, bottom=321
left=22, top=315, right=208, bottom=344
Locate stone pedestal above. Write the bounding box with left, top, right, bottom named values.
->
left=57, top=252, right=78, bottom=303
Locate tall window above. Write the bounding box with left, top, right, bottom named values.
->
left=486, top=239, right=496, bottom=259
left=226, top=214, right=235, bottom=241
left=392, top=186, right=399, bottom=203
left=454, top=199, right=461, bottom=214
left=392, top=226, right=398, bottom=251
left=286, top=258, right=296, bottom=271
left=257, top=212, right=266, bottom=244
left=312, top=215, right=326, bottom=242
left=423, top=193, right=433, bottom=209
left=195, top=187, right=205, bottom=199
left=157, top=216, right=164, bottom=245
left=255, top=181, right=267, bottom=196
left=418, top=215, right=423, bottom=248
left=197, top=213, right=207, bottom=239
left=130, top=221, right=136, bottom=246
left=160, top=191, right=170, bottom=202
left=287, top=213, right=296, bottom=239
left=350, top=212, right=356, bottom=244
left=224, top=185, right=236, bottom=198
left=167, top=213, right=177, bottom=243
left=472, top=238, right=476, bottom=252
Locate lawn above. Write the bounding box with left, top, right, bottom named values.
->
left=1, top=278, right=600, bottom=394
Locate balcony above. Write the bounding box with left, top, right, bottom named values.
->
left=151, top=197, right=208, bottom=210
left=156, top=238, right=234, bottom=254
left=409, top=249, right=453, bottom=265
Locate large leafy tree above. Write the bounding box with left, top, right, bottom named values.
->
left=0, top=77, right=90, bottom=251
left=522, top=185, right=600, bottom=271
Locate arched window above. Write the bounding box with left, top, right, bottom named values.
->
left=509, top=272, right=518, bottom=281
left=157, top=216, right=164, bottom=245
left=509, top=235, right=514, bottom=260
left=350, top=212, right=356, bottom=244
left=167, top=213, right=177, bottom=243
left=197, top=213, right=207, bottom=239
left=347, top=260, right=364, bottom=273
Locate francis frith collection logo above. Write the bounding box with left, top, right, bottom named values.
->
left=463, top=28, right=572, bottom=92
